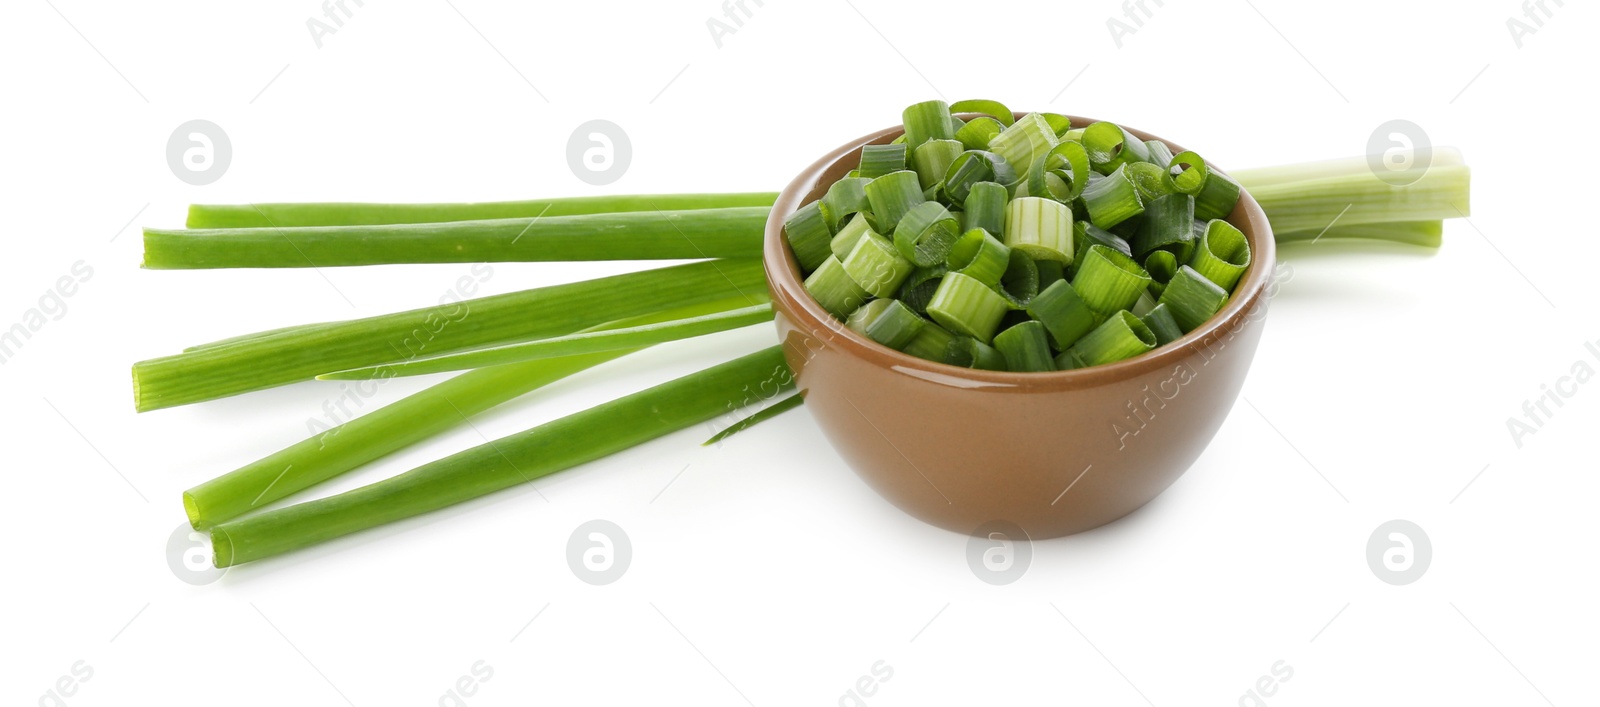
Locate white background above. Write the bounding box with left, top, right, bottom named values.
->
left=3, top=0, right=1595, bottom=705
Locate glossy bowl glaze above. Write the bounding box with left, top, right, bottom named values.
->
left=763, top=114, right=1276, bottom=539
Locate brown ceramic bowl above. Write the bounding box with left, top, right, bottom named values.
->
left=763, top=114, right=1276, bottom=540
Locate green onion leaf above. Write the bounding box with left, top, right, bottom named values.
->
left=1189, top=219, right=1251, bottom=291
left=993, top=320, right=1055, bottom=372
left=1157, top=265, right=1229, bottom=331
left=1072, top=244, right=1152, bottom=316
left=926, top=272, right=1011, bottom=344
left=703, top=392, right=805, bottom=446
left=1275, top=220, right=1443, bottom=247
left=944, top=336, right=1007, bottom=370
left=805, top=255, right=870, bottom=319
left=783, top=201, right=833, bottom=273
left=1072, top=310, right=1157, bottom=366
left=185, top=192, right=779, bottom=229
left=1026, top=279, right=1097, bottom=350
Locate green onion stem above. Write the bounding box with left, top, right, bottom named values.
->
left=702, top=392, right=805, bottom=446
left=1275, top=220, right=1443, bottom=247
left=207, top=347, right=793, bottom=567
left=145, top=207, right=769, bottom=269
left=184, top=192, right=780, bottom=229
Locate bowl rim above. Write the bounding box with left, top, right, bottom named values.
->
left=763, top=112, right=1277, bottom=392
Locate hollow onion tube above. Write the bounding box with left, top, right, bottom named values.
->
left=942, top=151, right=1016, bottom=202
left=1143, top=250, right=1178, bottom=299
left=1189, top=220, right=1251, bottom=291
left=181, top=295, right=754, bottom=527
left=132, top=258, right=767, bottom=412
left=1035, top=259, right=1065, bottom=290
left=1275, top=220, right=1443, bottom=247
left=1026, top=280, right=1097, bottom=349
left=993, top=321, right=1054, bottom=372
left=963, top=181, right=1009, bottom=236
left=902, top=100, right=955, bottom=148
left=206, top=346, right=794, bottom=567
left=914, top=140, right=964, bottom=190
left=783, top=202, right=833, bottom=272
left=822, top=178, right=872, bottom=232
left=1080, top=163, right=1144, bottom=228
left=858, top=143, right=908, bottom=179
left=999, top=250, right=1040, bottom=306
left=1192, top=168, right=1242, bottom=221
left=1125, top=162, right=1177, bottom=202
left=926, top=272, right=1011, bottom=344
left=143, top=207, right=769, bottom=269
left=847, top=299, right=925, bottom=350
left=804, top=256, right=869, bottom=319
left=987, top=113, right=1059, bottom=180
left=1083, top=122, right=1151, bottom=175
left=1003, top=196, right=1074, bottom=263
left=843, top=232, right=916, bottom=297
left=864, top=170, right=926, bottom=233
left=1073, top=245, right=1152, bottom=316
left=954, top=117, right=1005, bottom=151
left=947, top=228, right=1011, bottom=287
left=1131, top=193, right=1196, bottom=260
left=830, top=215, right=879, bottom=261
left=1023, top=141, right=1091, bottom=203
left=318, top=303, right=775, bottom=380
left=893, top=201, right=961, bottom=267
left=184, top=192, right=780, bottom=229
left=1072, top=311, right=1157, bottom=366
left=944, top=336, right=1007, bottom=370
left=1168, top=151, right=1208, bottom=196
left=1158, top=265, right=1229, bottom=332
left=1139, top=303, right=1183, bottom=346
left=902, top=321, right=956, bottom=361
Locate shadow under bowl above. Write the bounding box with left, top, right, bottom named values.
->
left=762, top=114, right=1277, bottom=540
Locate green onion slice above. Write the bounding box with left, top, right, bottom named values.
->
left=1074, top=244, right=1153, bottom=316
left=821, top=177, right=873, bottom=232
left=1189, top=219, right=1251, bottom=291
left=858, top=143, right=909, bottom=179
left=896, top=265, right=948, bottom=318
left=783, top=201, right=833, bottom=273
left=1157, top=265, right=1229, bottom=332
left=893, top=201, right=962, bottom=267
left=830, top=215, right=880, bottom=261
left=944, top=336, right=1007, bottom=370
left=1143, top=249, right=1179, bottom=298
left=999, top=249, right=1040, bottom=306
left=954, top=117, right=1006, bottom=151
left=1139, top=303, right=1184, bottom=346
left=926, top=272, right=1011, bottom=344
left=947, top=228, right=1011, bottom=287
left=1024, top=140, right=1093, bottom=203
left=962, top=181, right=1009, bottom=236
left=1080, top=163, right=1145, bottom=228
left=902, top=320, right=956, bottom=361
left=863, top=170, right=926, bottom=233
left=902, top=100, right=955, bottom=148
left=1083, top=122, right=1153, bottom=175
left=804, top=255, right=870, bottom=319
left=1072, top=310, right=1157, bottom=366
left=1168, top=151, right=1208, bottom=196
left=949, top=99, right=1015, bottom=126
left=1131, top=193, right=1196, bottom=260
left=843, top=231, right=916, bottom=298
left=1026, top=280, right=1097, bottom=350
left=994, top=320, right=1054, bottom=372
left=987, top=113, right=1060, bottom=182
left=913, top=139, right=964, bottom=190
left=1193, top=168, right=1243, bottom=221
left=942, top=150, right=1018, bottom=202
left=1002, top=196, right=1075, bottom=263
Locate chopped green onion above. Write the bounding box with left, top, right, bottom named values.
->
left=947, top=228, right=1011, bottom=287
left=1000, top=249, right=1040, bottom=306
left=1157, top=265, right=1229, bottom=332
left=143, top=207, right=770, bottom=269
left=846, top=299, right=895, bottom=336
left=902, top=100, right=955, bottom=149
left=913, top=139, right=964, bottom=190
left=1039, top=113, right=1074, bottom=137
left=1072, top=310, right=1157, bottom=366
left=861, top=299, right=926, bottom=350
left=962, top=181, right=1009, bottom=236
left=949, top=99, right=1015, bottom=126
left=805, top=255, right=870, bottom=319
left=1035, top=258, right=1065, bottom=290
left=863, top=170, right=926, bottom=233
left=1130, top=290, right=1157, bottom=317
left=926, top=272, right=1011, bottom=344
left=1083, top=122, right=1152, bottom=175
left=896, top=265, right=948, bottom=317
left=132, top=259, right=765, bottom=412
left=1125, top=162, right=1177, bottom=202
left=1002, top=196, right=1075, bottom=263
left=1131, top=193, right=1196, bottom=260
left=954, top=117, right=1006, bottom=151
left=783, top=201, right=833, bottom=272
left=830, top=214, right=879, bottom=261
left=703, top=392, right=805, bottom=446
left=319, top=302, right=774, bottom=380
left=902, top=320, right=956, bottom=361
left=843, top=231, right=916, bottom=297
left=1139, top=303, right=1184, bottom=346
left=822, top=177, right=873, bottom=232
left=1143, top=249, right=1178, bottom=298
left=1022, top=141, right=1092, bottom=203
left=942, top=150, right=1017, bottom=202
left=206, top=347, right=794, bottom=567
left=892, top=201, right=961, bottom=267
left=1026, top=280, right=1097, bottom=349
left=1168, top=151, right=1208, bottom=196
left=1189, top=219, right=1251, bottom=291
left=1054, top=348, right=1087, bottom=370
left=1144, top=140, right=1176, bottom=171
left=858, top=143, right=909, bottom=179
left=1080, top=163, right=1145, bottom=228
left=1192, top=168, right=1243, bottom=221
left=1072, top=245, right=1152, bottom=316
left=987, top=113, right=1059, bottom=181
left=944, top=336, right=1007, bottom=370
left=185, top=192, right=779, bottom=229
left=993, top=320, right=1054, bottom=372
